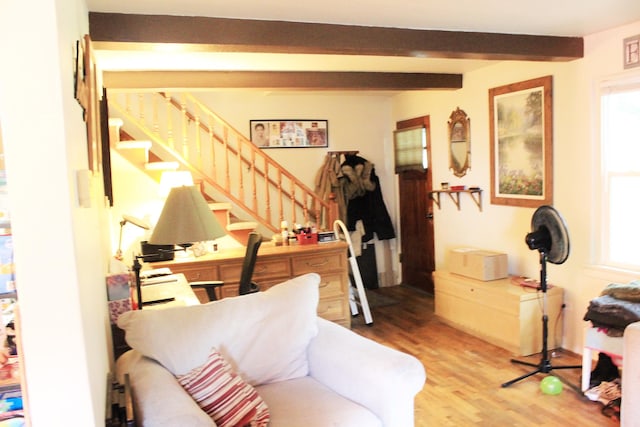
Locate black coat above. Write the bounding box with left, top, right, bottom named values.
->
left=342, top=155, right=395, bottom=242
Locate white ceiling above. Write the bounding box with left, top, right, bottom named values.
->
left=88, top=0, right=640, bottom=75
left=87, top=0, right=640, bottom=36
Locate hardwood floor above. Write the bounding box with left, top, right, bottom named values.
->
left=350, top=285, right=619, bottom=426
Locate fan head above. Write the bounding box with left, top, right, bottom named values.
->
left=525, top=205, right=570, bottom=264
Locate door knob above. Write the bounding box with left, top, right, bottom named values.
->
left=426, top=212, right=434, bottom=219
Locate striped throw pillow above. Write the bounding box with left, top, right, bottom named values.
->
left=177, top=348, right=270, bottom=427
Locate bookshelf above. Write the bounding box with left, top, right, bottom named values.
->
left=0, top=130, right=24, bottom=423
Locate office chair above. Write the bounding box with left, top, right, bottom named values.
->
left=189, top=232, right=263, bottom=302
left=190, top=281, right=224, bottom=303
left=238, top=232, right=263, bottom=295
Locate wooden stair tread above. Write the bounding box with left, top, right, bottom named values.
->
left=116, top=140, right=152, bottom=150
left=108, top=117, right=124, bottom=128
left=227, top=221, right=258, bottom=231
left=144, top=161, right=179, bottom=171
left=209, top=202, right=232, bottom=211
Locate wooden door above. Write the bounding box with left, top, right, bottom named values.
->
left=396, top=116, right=435, bottom=293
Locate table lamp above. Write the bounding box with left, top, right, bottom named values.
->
left=132, top=185, right=227, bottom=309
left=115, top=214, right=150, bottom=261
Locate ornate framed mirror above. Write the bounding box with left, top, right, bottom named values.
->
left=448, top=107, right=471, bottom=178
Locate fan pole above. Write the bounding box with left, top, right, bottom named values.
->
left=501, top=251, right=580, bottom=388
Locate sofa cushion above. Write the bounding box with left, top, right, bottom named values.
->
left=117, top=273, right=320, bottom=385
left=177, top=347, right=269, bottom=427
left=256, top=376, right=382, bottom=427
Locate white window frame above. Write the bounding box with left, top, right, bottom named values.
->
left=597, top=73, right=640, bottom=271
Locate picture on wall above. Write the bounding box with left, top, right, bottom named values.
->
left=250, top=120, right=328, bottom=148
left=489, top=75, right=553, bottom=208
left=624, top=34, right=640, bottom=69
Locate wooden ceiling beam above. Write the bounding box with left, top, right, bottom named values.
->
left=102, top=71, right=462, bottom=91
left=89, top=12, right=583, bottom=62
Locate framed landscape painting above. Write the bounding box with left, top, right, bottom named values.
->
left=489, top=75, right=553, bottom=208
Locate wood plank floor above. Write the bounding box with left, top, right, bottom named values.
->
left=350, top=285, right=619, bottom=426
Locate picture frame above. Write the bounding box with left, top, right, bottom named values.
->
left=624, top=34, right=640, bottom=69
left=489, top=75, right=553, bottom=208
left=83, top=34, right=102, bottom=173
left=250, top=120, right=328, bottom=148
left=74, top=38, right=88, bottom=112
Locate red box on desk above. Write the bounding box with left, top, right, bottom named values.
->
left=296, top=233, right=318, bottom=245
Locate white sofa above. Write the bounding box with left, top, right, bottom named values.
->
left=116, top=273, right=426, bottom=427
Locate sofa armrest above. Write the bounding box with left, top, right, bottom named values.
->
left=622, top=321, right=640, bottom=427
left=307, top=318, right=426, bottom=427
left=116, top=350, right=216, bottom=427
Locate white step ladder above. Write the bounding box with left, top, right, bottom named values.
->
left=333, top=220, right=373, bottom=325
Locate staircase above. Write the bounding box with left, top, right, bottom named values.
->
left=107, top=92, right=337, bottom=244
left=109, top=118, right=258, bottom=245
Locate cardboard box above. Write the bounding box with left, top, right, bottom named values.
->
left=447, top=248, right=508, bottom=281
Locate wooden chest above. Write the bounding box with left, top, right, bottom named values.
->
left=434, top=270, right=564, bottom=355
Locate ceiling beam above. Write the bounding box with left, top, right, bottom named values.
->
left=89, top=12, right=583, bottom=62
left=102, top=71, right=462, bottom=91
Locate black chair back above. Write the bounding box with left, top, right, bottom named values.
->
left=238, top=232, right=262, bottom=295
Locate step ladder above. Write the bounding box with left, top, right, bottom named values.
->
left=333, top=220, right=373, bottom=325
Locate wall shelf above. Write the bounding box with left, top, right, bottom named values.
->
left=429, top=188, right=483, bottom=211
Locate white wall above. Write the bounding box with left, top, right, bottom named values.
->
left=392, top=20, right=640, bottom=354
left=0, top=1, right=110, bottom=425
left=196, top=91, right=397, bottom=221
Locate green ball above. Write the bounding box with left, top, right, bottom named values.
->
left=540, top=376, right=563, bottom=395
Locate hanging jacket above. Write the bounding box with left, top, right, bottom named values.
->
left=340, top=155, right=395, bottom=241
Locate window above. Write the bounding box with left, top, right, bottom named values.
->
left=393, top=126, right=427, bottom=173
left=599, top=78, right=640, bottom=269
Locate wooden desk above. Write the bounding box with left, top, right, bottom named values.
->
left=151, top=241, right=351, bottom=328
left=141, top=273, right=200, bottom=308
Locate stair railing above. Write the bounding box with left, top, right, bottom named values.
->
left=108, top=91, right=336, bottom=233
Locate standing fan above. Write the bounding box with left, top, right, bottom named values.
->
left=501, top=205, right=580, bottom=388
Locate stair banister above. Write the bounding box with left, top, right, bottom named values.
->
left=109, top=91, right=336, bottom=233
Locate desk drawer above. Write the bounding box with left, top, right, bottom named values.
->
left=219, top=258, right=291, bottom=282
left=219, top=276, right=286, bottom=299
left=173, top=266, right=218, bottom=282
left=292, top=252, right=343, bottom=275
left=318, top=272, right=346, bottom=299
left=220, top=284, right=239, bottom=299
left=317, top=296, right=348, bottom=322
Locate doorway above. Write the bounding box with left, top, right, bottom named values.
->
left=396, top=115, right=435, bottom=294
